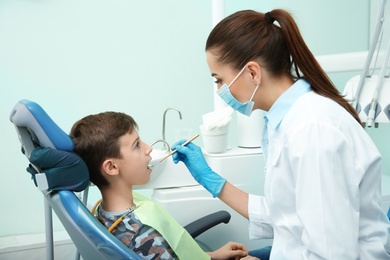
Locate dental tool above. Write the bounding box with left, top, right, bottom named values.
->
left=149, top=134, right=199, bottom=168
left=351, top=0, right=387, bottom=112
left=366, top=38, right=390, bottom=127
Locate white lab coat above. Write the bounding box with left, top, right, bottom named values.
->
left=248, top=84, right=390, bottom=259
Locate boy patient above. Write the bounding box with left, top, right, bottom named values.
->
left=70, top=111, right=257, bottom=260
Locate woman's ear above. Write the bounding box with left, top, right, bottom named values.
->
left=101, top=159, right=119, bottom=176
left=247, top=61, right=262, bottom=85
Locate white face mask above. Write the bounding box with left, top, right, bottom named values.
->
left=216, top=66, right=259, bottom=116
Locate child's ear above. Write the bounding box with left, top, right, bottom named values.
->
left=101, top=159, right=119, bottom=176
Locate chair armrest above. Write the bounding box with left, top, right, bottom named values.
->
left=184, top=210, right=231, bottom=238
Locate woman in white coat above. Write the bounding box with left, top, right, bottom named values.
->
left=172, top=9, right=390, bottom=259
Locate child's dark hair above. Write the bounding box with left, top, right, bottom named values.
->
left=70, top=112, right=138, bottom=187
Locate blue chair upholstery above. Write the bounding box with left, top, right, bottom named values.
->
left=10, top=99, right=231, bottom=260
left=54, top=190, right=139, bottom=259
left=10, top=99, right=142, bottom=259
left=10, top=99, right=74, bottom=157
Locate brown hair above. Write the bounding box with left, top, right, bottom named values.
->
left=69, top=112, right=138, bottom=187
left=206, top=9, right=362, bottom=126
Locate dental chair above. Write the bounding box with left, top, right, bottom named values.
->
left=9, top=99, right=231, bottom=260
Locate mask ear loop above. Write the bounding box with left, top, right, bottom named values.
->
left=249, top=84, right=260, bottom=101
left=228, top=66, right=247, bottom=88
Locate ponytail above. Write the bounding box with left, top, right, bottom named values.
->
left=206, top=9, right=363, bottom=127
left=269, top=9, right=363, bottom=126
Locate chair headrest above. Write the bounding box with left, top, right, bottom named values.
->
left=10, top=99, right=74, bottom=158
left=10, top=99, right=89, bottom=191
left=28, top=147, right=89, bottom=192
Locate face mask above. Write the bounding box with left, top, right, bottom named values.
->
left=216, top=66, right=259, bottom=116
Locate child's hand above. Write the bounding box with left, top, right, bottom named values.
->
left=239, top=256, right=260, bottom=260
left=207, top=241, right=250, bottom=260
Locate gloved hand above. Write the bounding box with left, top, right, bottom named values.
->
left=171, top=140, right=226, bottom=198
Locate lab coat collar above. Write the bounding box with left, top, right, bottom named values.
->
left=265, top=79, right=311, bottom=130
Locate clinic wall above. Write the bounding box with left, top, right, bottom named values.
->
left=1, top=0, right=387, bottom=241
left=0, top=0, right=213, bottom=238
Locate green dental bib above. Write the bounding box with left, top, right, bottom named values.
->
left=133, top=192, right=210, bottom=260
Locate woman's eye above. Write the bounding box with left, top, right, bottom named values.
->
left=213, top=78, right=221, bottom=84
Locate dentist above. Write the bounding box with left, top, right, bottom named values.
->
left=172, top=9, right=390, bottom=259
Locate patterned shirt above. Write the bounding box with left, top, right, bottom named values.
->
left=98, top=205, right=177, bottom=259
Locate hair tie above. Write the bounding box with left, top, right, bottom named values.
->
left=264, top=12, right=275, bottom=24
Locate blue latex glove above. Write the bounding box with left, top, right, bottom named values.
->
left=171, top=140, right=226, bottom=198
